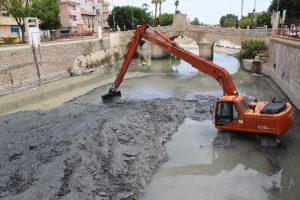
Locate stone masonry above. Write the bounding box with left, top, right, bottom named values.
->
left=0, top=32, right=130, bottom=96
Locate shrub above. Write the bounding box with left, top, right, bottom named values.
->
left=88, top=59, right=101, bottom=68
left=240, top=40, right=268, bottom=59
left=239, top=18, right=251, bottom=29
left=103, top=53, right=112, bottom=65
left=1, top=37, right=19, bottom=45
left=113, top=51, right=120, bottom=62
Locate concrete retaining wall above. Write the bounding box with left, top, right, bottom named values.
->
left=243, top=38, right=300, bottom=110
left=0, top=32, right=129, bottom=96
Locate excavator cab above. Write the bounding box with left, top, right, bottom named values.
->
left=214, top=96, right=293, bottom=135
left=215, top=101, right=240, bottom=126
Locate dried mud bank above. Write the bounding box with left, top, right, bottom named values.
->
left=0, top=95, right=213, bottom=200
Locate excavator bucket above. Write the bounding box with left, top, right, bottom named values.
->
left=102, top=91, right=121, bottom=103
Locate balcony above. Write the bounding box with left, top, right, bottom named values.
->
left=103, top=9, right=110, bottom=14
left=68, top=9, right=79, bottom=15
left=0, top=16, right=18, bottom=25
left=102, top=0, right=111, bottom=6
left=60, top=0, right=80, bottom=5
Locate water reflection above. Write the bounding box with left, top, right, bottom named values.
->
left=116, top=52, right=285, bottom=102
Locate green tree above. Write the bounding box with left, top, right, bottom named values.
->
left=219, top=14, right=239, bottom=28
left=269, top=0, right=300, bottom=25
left=240, top=40, right=268, bottom=59
left=107, top=6, right=153, bottom=30
left=239, top=17, right=251, bottom=29
left=256, top=11, right=271, bottom=28
left=191, top=17, right=200, bottom=25
left=0, top=0, right=32, bottom=42
left=159, top=13, right=174, bottom=26
left=31, top=0, right=61, bottom=40
left=174, top=0, right=179, bottom=13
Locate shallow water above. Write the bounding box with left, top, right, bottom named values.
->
left=116, top=51, right=300, bottom=200
left=142, top=119, right=285, bottom=200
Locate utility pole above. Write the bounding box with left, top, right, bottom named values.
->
left=112, top=0, right=116, bottom=31
left=251, top=0, right=256, bottom=29
left=131, top=7, right=134, bottom=30
left=276, top=0, right=280, bottom=12
left=241, top=0, right=244, bottom=18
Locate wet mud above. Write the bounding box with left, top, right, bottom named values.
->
left=0, top=93, right=213, bottom=200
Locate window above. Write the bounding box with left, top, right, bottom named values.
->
left=216, top=102, right=240, bottom=126
left=2, top=11, right=9, bottom=16
left=69, top=15, right=77, bottom=21
left=240, top=99, right=248, bottom=112
left=233, top=104, right=239, bottom=119
left=10, top=25, right=19, bottom=36
left=217, top=103, right=231, bottom=117
left=96, top=9, right=100, bottom=15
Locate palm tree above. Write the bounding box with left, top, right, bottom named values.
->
left=175, top=0, right=179, bottom=13
left=152, top=0, right=159, bottom=25
left=158, top=0, right=166, bottom=17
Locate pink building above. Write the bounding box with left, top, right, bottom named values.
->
left=59, top=0, right=83, bottom=33
left=59, top=0, right=111, bottom=34
left=102, top=0, right=111, bottom=29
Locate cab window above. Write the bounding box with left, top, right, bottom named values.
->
left=216, top=102, right=239, bottom=126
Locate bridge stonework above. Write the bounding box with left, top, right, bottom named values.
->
left=153, top=14, right=272, bottom=59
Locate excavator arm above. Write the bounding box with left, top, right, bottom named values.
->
left=102, top=24, right=238, bottom=102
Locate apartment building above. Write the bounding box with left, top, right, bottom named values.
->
left=0, top=10, right=20, bottom=38
left=59, top=0, right=110, bottom=34
left=81, top=8, right=96, bottom=32
left=101, top=0, right=111, bottom=29
left=59, top=0, right=82, bottom=33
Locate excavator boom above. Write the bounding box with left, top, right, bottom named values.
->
left=102, top=24, right=237, bottom=102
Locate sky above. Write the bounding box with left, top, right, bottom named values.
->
left=110, top=0, right=272, bottom=25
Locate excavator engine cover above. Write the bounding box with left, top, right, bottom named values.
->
left=260, top=101, right=287, bottom=114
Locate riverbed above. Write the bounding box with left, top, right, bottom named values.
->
left=0, top=51, right=299, bottom=200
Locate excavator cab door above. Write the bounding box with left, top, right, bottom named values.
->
left=215, top=102, right=241, bottom=127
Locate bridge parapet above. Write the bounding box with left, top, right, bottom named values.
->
left=118, top=14, right=272, bottom=59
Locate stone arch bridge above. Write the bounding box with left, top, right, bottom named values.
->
left=119, top=14, right=272, bottom=60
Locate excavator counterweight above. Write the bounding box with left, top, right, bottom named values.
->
left=102, top=24, right=294, bottom=136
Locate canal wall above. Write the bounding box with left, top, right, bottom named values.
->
left=243, top=37, right=300, bottom=110
left=0, top=32, right=132, bottom=96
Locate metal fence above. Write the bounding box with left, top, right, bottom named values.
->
left=41, top=31, right=96, bottom=42
left=0, top=31, right=98, bottom=46
left=273, top=29, right=300, bottom=40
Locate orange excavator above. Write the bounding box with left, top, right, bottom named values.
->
left=102, top=24, right=293, bottom=136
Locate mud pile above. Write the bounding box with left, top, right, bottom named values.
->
left=0, top=95, right=213, bottom=200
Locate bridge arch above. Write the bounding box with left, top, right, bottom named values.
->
left=171, top=35, right=200, bottom=55
left=212, top=39, right=241, bottom=60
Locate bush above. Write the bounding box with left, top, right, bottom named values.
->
left=1, top=37, right=19, bottom=45
left=113, top=51, right=120, bottom=62
left=240, top=40, right=268, bottom=59
left=159, top=13, right=174, bottom=26
left=103, top=53, right=112, bottom=65
left=88, top=59, right=101, bottom=68
left=239, top=18, right=251, bottom=29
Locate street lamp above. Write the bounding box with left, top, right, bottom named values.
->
left=251, top=9, right=255, bottom=29
left=112, top=0, right=116, bottom=31
left=277, top=0, right=280, bottom=12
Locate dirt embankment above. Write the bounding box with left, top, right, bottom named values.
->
left=0, top=94, right=213, bottom=200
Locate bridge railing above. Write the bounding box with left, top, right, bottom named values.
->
left=273, top=29, right=300, bottom=40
